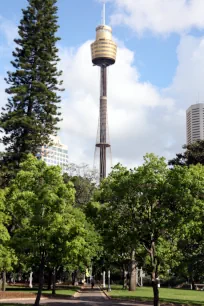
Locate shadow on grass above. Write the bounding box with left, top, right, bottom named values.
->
left=111, top=295, right=204, bottom=305
left=110, top=286, right=153, bottom=291
left=160, top=297, right=204, bottom=305
left=109, top=287, right=131, bottom=291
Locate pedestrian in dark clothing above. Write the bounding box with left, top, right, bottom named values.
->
left=91, top=278, right=95, bottom=289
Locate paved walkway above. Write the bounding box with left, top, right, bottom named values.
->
left=0, top=286, right=149, bottom=306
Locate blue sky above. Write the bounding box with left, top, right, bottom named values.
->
left=0, top=0, right=204, bottom=167
left=0, top=0, right=194, bottom=87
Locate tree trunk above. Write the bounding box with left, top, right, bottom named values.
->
left=150, top=239, right=160, bottom=306
left=129, top=250, right=136, bottom=291
left=2, top=271, right=6, bottom=291
left=152, top=273, right=159, bottom=306
left=191, top=279, right=196, bottom=290
left=122, top=265, right=127, bottom=289
left=34, top=256, right=45, bottom=306
left=72, top=271, right=77, bottom=285
left=47, top=269, right=52, bottom=290
left=52, top=267, right=56, bottom=295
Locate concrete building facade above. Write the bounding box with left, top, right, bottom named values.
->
left=186, top=103, right=204, bottom=145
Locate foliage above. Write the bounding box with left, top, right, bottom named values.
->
left=63, top=163, right=97, bottom=208
left=63, top=173, right=96, bottom=208
left=169, top=140, right=204, bottom=166
left=0, top=189, right=17, bottom=274
left=0, top=0, right=63, bottom=175
left=97, top=154, right=204, bottom=305
left=171, top=164, right=204, bottom=284
left=7, top=154, right=100, bottom=305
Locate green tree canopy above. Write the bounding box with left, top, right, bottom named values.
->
left=7, top=155, right=100, bottom=306
left=0, top=189, right=17, bottom=291
left=63, top=173, right=96, bottom=208
left=97, top=154, right=204, bottom=306
left=169, top=140, right=204, bottom=166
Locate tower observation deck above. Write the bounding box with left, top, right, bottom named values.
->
left=91, top=3, right=117, bottom=181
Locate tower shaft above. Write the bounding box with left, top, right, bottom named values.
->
left=99, top=67, right=108, bottom=180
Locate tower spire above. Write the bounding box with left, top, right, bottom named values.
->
left=102, top=1, right=106, bottom=25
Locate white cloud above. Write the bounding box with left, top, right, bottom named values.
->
left=0, top=16, right=17, bottom=46
left=166, top=35, right=204, bottom=105
left=0, top=17, right=17, bottom=61
left=109, top=0, right=204, bottom=35
left=0, top=12, right=203, bottom=171
left=58, top=40, right=185, bottom=168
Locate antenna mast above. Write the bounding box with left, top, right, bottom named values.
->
left=102, top=1, right=106, bottom=25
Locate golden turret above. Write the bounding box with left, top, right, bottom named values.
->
left=91, top=5, right=117, bottom=67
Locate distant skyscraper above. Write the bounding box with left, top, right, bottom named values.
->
left=40, top=136, right=68, bottom=173
left=186, top=103, right=204, bottom=145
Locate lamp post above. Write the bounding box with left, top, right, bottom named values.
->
left=140, top=267, right=143, bottom=287
left=103, top=271, right=106, bottom=288
left=29, top=271, right=33, bottom=288
left=107, top=270, right=111, bottom=292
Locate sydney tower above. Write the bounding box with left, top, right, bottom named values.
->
left=91, top=3, right=117, bottom=181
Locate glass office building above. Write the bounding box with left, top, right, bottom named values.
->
left=40, top=136, right=68, bottom=173
left=186, top=103, right=204, bottom=145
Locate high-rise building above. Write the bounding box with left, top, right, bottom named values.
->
left=186, top=103, right=204, bottom=145
left=91, top=3, right=117, bottom=181
left=40, top=136, right=68, bottom=173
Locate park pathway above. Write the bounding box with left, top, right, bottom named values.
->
left=45, top=286, right=150, bottom=306
left=0, top=285, right=150, bottom=306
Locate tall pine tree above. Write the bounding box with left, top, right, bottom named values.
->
left=0, top=0, right=63, bottom=171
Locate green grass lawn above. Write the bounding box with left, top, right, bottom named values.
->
left=108, top=286, right=204, bottom=305
left=42, top=288, right=78, bottom=296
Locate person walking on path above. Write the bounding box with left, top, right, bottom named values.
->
left=91, top=277, right=95, bottom=289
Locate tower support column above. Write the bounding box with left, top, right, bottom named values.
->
left=99, top=66, right=108, bottom=180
